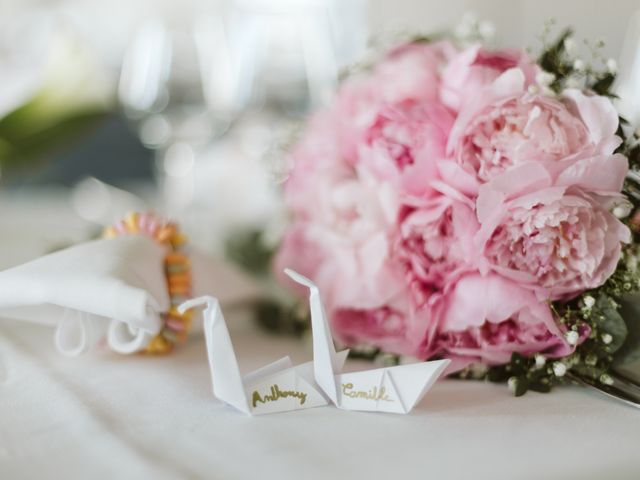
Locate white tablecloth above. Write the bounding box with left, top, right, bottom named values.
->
left=2, top=190, right=640, bottom=480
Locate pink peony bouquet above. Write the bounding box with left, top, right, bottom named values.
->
left=275, top=29, right=640, bottom=395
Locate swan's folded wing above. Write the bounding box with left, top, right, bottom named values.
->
left=243, top=356, right=293, bottom=384
left=385, top=359, right=450, bottom=412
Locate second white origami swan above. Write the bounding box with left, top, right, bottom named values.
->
left=178, top=296, right=347, bottom=415
left=285, top=269, right=450, bottom=414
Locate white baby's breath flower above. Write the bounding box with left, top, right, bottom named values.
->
left=565, top=331, right=579, bottom=346
left=553, top=362, right=567, bottom=377
left=478, top=21, right=495, bottom=40
left=536, top=71, right=556, bottom=86
left=469, top=362, right=488, bottom=378
left=601, top=333, right=613, bottom=345
left=572, top=59, right=585, bottom=72
left=565, top=77, right=582, bottom=89
left=534, top=354, right=546, bottom=368
left=600, top=374, right=614, bottom=386
left=613, top=202, right=632, bottom=219
left=454, top=12, right=478, bottom=40
left=606, top=58, right=618, bottom=74
left=507, top=376, right=518, bottom=393
left=583, top=295, right=596, bottom=309
left=563, top=37, right=576, bottom=54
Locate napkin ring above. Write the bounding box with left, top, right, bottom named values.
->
left=104, top=212, right=193, bottom=354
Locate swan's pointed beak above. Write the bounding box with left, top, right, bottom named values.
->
left=284, top=268, right=317, bottom=291
left=177, top=296, right=219, bottom=315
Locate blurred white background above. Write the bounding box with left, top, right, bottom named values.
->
left=1, top=0, right=639, bottom=257
left=369, top=0, right=639, bottom=56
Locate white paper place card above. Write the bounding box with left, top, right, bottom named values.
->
left=178, top=296, right=345, bottom=415
left=284, top=269, right=450, bottom=414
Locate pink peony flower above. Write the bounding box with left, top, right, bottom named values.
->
left=425, top=273, right=576, bottom=365
left=278, top=163, right=405, bottom=312
left=456, top=94, right=588, bottom=182
left=331, top=291, right=432, bottom=357
left=447, top=68, right=623, bottom=188
left=358, top=100, right=454, bottom=198
left=394, top=196, right=478, bottom=307
left=342, top=41, right=448, bottom=116
left=277, top=38, right=631, bottom=372
left=329, top=41, right=450, bottom=164
left=440, top=44, right=538, bottom=112
left=477, top=186, right=631, bottom=300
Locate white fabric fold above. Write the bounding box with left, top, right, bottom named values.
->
left=0, top=235, right=169, bottom=355
left=0, top=232, right=264, bottom=356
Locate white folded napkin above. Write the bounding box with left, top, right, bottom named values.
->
left=0, top=235, right=262, bottom=356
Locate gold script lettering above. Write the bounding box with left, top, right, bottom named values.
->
left=341, top=383, right=393, bottom=402
left=252, top=384, right=308, bottom=408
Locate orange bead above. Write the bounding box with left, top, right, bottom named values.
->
left=155, top=224, right=177, bottom=243
left=168, top=284, right=190, bottom=296
left=171, top=233, right=188, bottom=248
left=165, top=252, right=190, bottom=264
left=168, top=271, right=191, bottom=283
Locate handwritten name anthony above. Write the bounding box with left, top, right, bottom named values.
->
left=341, top=383, right=393, bottom=402
left=252, top=384, right=307, bottom=408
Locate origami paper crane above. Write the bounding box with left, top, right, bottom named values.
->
left=178, top=296, right=347, bottom=415
left=285, top=269, right=450, bottom=414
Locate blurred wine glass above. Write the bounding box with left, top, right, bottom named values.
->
left=118, top=0, right=366, bottom=252
left=119, top=11, right=239, bottom=214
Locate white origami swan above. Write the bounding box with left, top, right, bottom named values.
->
left=285, top=269, right=450, bottom=414
left=178, top=296, right=346, bottom=415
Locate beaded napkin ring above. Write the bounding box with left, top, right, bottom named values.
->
left=104, top=212, right=193, bottom=354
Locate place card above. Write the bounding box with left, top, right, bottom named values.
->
left=285, top=269, right=449, bottom=414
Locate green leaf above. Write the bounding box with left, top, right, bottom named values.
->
left=528, top=379, right=552, bottom=393
left=591, top=73, right=616, bottom=96
left=513, top=377, right=530, bottom=397
left=486, top=366, right=510, bottom=383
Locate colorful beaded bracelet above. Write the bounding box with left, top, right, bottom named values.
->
left=104, top=212, right=193, bottom=354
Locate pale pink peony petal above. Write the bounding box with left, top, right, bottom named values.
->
left=556, top=153, right=628, bottom=194
left=562, top=89, right=620, bottom=144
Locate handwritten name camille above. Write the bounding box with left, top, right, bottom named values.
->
left=252, top=384, right=307, bottom=408
left=341, top=383, right=393, bottom=402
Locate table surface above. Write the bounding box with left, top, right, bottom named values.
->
left=2, top=190, right=640, bottom=480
